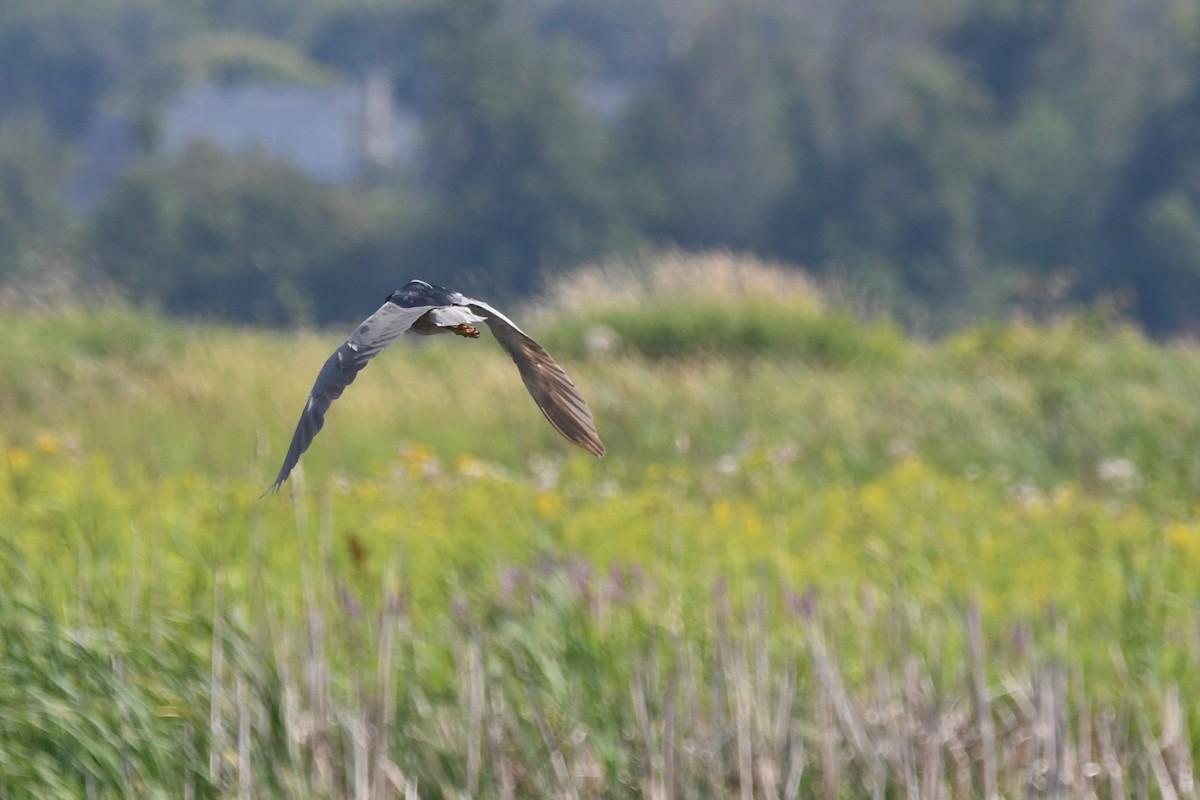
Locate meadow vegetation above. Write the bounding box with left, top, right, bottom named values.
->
left=3, top=253, right=1200, bottom=797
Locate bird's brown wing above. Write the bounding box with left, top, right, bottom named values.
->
left=465, top=300, right=605, bottom=457
left=267, top=301, right=435, bottom=493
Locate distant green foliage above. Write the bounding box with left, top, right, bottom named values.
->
left=88, top=143, right=380, bottom=324
left=172, top=31, right=336, bottom=86
left=0, top=302, right=184, bottom=414
left=0, top=4, right=182, bottom=137
left=0, top=300, right=182, bottom=361
left=545, top=301, right=906, bottom=365
left=537, top=251, right=907, bottom=363
left=1103, top=86, right=1200, bottom=332
left=0, top=121, right=71, bottom=276
left=414, top=0, right=633, bottom=294
left=4, top=0, right=1200, bottom=330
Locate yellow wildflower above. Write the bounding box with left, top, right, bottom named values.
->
left=7, top=446, right=31, bottom=472
left=1166, top=522, right=1200, bottom=559
left=536, top=491, right=562, bottom=518
left=35, top=433, right=62, bottom=455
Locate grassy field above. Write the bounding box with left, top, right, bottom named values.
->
left=3, top=253, right=1200, bottom=797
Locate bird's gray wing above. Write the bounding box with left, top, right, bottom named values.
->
left=267, top=301, right=434, bottom=492
left=464, top=299, right=606, bottom=457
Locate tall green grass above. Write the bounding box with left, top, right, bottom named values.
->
left=3, top=252, right=1200, bottom=796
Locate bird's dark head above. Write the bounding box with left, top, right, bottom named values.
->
left=388, top=279, right=458, bottom=308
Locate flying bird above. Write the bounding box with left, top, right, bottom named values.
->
left=267, top=280, right=604, bottom=493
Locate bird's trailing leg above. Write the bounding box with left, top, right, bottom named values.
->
left=452, top=324, right=480, bottom=338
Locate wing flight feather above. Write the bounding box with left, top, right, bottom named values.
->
left=267, top=301, right=432, bottom=492
left=466, top=300, right=606, bottom=458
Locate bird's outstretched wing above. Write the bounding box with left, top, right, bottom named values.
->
left=465, top=299, right=606, bottom=457
left=267, top=301, right=433, bottom=493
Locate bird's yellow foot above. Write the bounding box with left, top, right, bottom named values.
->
left=453, top=324, right=480, bottom=338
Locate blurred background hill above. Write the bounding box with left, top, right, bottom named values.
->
left=1, top=0, right=1199, bottom=332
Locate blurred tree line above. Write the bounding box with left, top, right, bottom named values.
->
left=1, top=0, right=1199, bottom=332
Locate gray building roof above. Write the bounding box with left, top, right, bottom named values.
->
left=162, top=76, right=418, bottom=183
left=70, top=76, right=420, bottom=209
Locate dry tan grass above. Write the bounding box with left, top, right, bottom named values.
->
left=538, top=248, right=825, bottom=317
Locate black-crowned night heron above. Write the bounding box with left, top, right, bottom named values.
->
left=267, top=280, right=605, bottom=493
